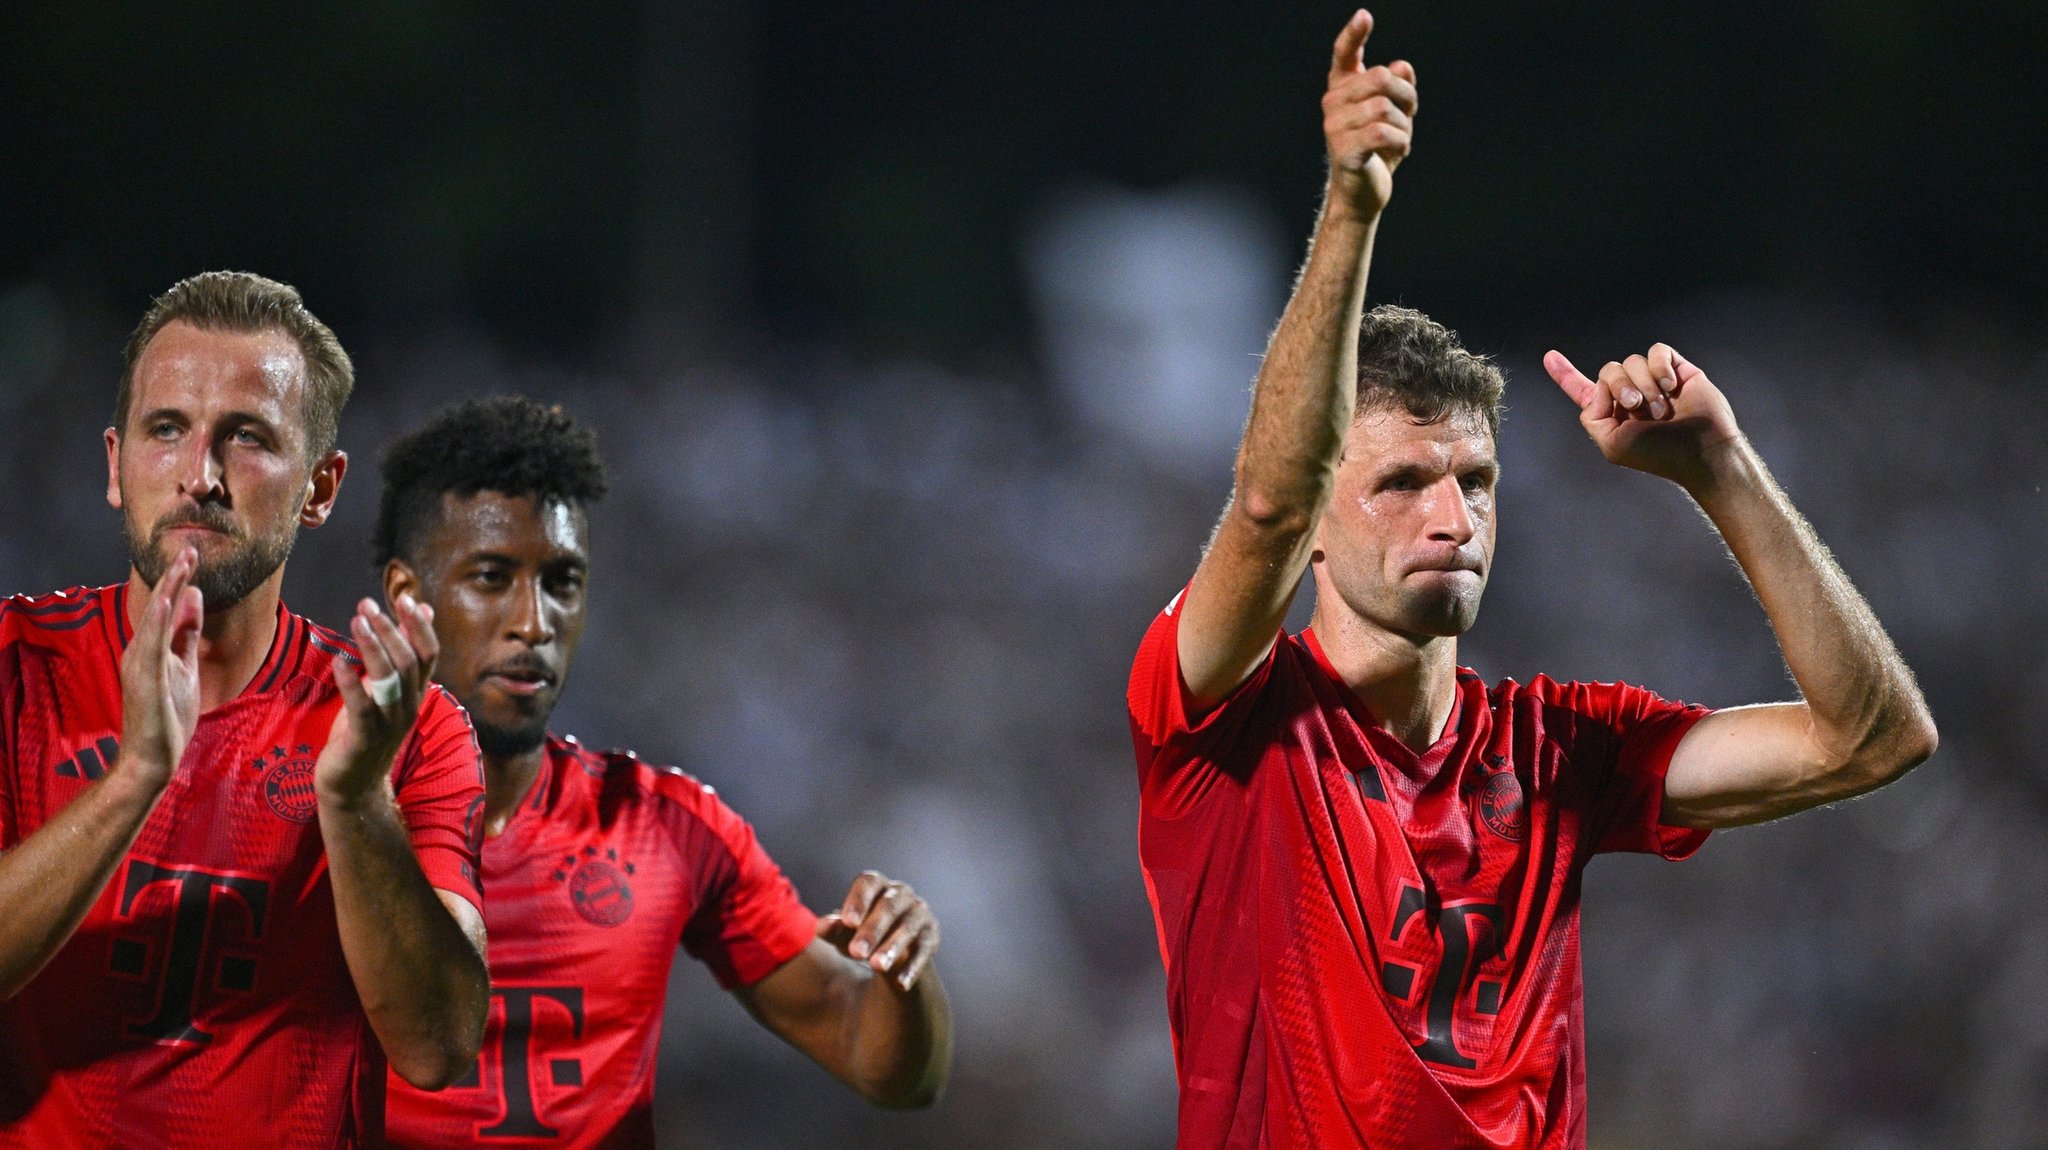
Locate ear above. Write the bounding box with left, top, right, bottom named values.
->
left=299, top=450, right=348, bottom=528
left=105, top=427, right=123, bottom=511
left=382, top=557, right=422, bottom=614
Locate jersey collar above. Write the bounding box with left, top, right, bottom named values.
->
left=1300, top=625, right=1471, bottom=774
left=105, top=584, right=298, bottom=702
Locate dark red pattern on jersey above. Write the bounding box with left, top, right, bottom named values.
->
left=385, top=734, right=816, bottom=1150
left=1127, top=595, right=1709, bottom=1150
left=0, top=586, right=484, bottom=1150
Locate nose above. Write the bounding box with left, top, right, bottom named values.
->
left=1425, top=476, right=1476, bottom=546
left=178, top=437, right=226, bottom=503
left=508, top=576, right=557, bottom=646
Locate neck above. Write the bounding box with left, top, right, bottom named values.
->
left=126, top=567, right=283, bottom=712
left=482, top=741, right=549, bottom=838
left=1309, top=599, right=1461, bottom=753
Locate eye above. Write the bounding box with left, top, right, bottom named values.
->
left=231, top=427, right=266, bottom=447
left=1383, top=474, right=1419, bottom=492
left=1459, top=472, right=1490, bottom=492
left=545, top=571, right=586, bottom=599
left=149, top=420, right=181, bottom=440
left=469, top=566, right=510, bottom=590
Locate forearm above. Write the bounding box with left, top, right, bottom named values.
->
left=839, top=964, right=952, bottom=1108
left=1685, top=437, right=1937, bottom=775
left=1234, top=189, right=1379, bottom=528
left=0, top=767, right=162, bottom=998
left=318, top=787, right=487, bottom=1088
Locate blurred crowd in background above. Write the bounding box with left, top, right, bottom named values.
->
left=5, top=4, right=2045, bottom=1148
left=3, top=252, right=2044, bottom=1150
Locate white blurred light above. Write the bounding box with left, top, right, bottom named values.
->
left=1024, top=182, right=1285, bottom=480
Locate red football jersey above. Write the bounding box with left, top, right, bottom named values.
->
left=384, top=734, right=817, bottom=1150
left=0, top=585, right=485, bottom=1150
left=1128, top=593, right=1711, bottom=1150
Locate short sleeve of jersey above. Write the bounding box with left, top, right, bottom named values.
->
left=0, top=641, right=14, bottom=850
left=1558, top=679, right=1712, bottom=860
left=1126, top=588, right=1279, bottom=814
left=676, top=788, right=816, bottom=990
left=391, top=685, right=485, bottom=910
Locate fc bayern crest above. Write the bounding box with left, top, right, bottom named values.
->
left=1478, top=771, right=1526, bottom=841
left=260, top=754, right=319, bottom=823
left=557, top=846, right=636, bottom=927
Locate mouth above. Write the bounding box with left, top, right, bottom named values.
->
left=154, top=513, right=238, bottom=541
left=482, top=664, right=556, bottom=698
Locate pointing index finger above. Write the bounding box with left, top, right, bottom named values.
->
left=1329, top=9, right=1373, bottom=82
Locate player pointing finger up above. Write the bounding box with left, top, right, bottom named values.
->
left=1324, top=10, right=1417, bottom=215
left=1125, top=14, right=1934, bottom=1150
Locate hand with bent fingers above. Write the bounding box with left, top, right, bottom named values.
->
left=317, top=593, right=439, bottom=806
left=1323, top=9, right=1418, bottom=215
left=116, top=546, right=204, bottom=790
left=1544, top=343, right=1745, bottom=489
left=819, top=871, right=939, bottom=993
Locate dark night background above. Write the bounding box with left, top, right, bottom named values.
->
left=3, top=4, right=2045, bottom=1148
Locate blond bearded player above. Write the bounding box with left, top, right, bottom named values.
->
left=0, top=272, right=488, bottom=1148
left=1126, top=12, right=1937, bottom=1148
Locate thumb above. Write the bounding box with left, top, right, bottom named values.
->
left=1666, top=345, right=1705, bottom=387
left=1544, top=350, right=1604, bottom=413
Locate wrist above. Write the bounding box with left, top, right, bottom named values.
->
left=104, top=752, right=174, bottom=802
left=316, top=772, right=396, bottom=815
left=1677, top=434, right=1762, bottom=505
left=1321, top=171, right=1385, bottom=227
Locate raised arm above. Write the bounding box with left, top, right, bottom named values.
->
left=735, top=871, right=951, bottom=1109
left=0, top=549, right=201, bottom=999
left=1178, top=9, right=1417, bottom=709
left=316, top=594, right=489, bottom=1089
left=1545, top=344, right=1938, bottom=828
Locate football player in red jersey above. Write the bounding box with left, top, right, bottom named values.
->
left=1126, top=11, right=1938, bottom=1149
left=371, top=398, right=951, bottom=1149
left=0, top=271, right=489, bottom=1148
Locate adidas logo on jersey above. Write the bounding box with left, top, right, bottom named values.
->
left=51, top=736, right=121, bottom=781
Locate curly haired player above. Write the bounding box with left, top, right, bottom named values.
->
left=374, top=398, right=950, bottom=1148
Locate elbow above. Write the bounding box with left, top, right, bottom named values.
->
left=1892, top=708, right=1940, bottom=775
left=389, top=1043, right=479, bottom=1092
left=860, top=1066, right=948, bottom=1111
left=387, top=999, right=489, bottom=1091
left=1837, top=706, right=1939, bottom=793
left=873, top=1087, right=943, bottom=1112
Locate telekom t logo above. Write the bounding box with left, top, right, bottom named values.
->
left=451, top=985, right=587, bottom=1138
left=1380, top=883, right=1505, bottom=1069
left=107, top=859, right=271, bottom=1045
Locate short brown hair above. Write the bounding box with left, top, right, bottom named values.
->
left=117, top=271, right=355, bottom=459
left=1355, top=304, right=1505, bottom=440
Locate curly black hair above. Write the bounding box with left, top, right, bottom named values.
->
left=372, top=396, right=608, bottom=568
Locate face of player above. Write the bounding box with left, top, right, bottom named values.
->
left=1311, top=407, right=1498, bottom=640
left=399, top=492, right=588, bottom=760
left=105, top=320, right=343, bottom=611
